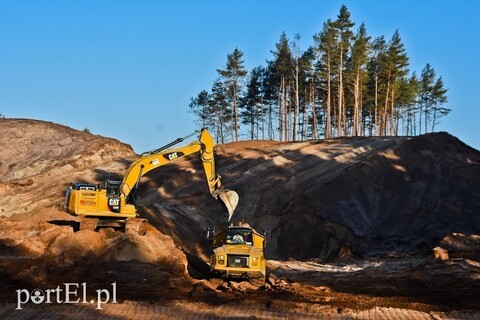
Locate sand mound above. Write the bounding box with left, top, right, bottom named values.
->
left=437, top=233, right=480, bottom=261
left=0, top=119, right=136, bottom=216
left=0, top=119, right=134, bottom=181
left=0, top=208, right=190, bottom=300
left=136, top=132, right=480, bottom=261
left=1, top=119, right=479, bottom=311
left=0, top=119, right=194, bottom=300
left=8, top=119, right=477, bottom=263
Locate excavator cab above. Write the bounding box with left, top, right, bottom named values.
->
left=70, top=182, right=97, bottom=191
left=105, top=180, right=121, bottom=196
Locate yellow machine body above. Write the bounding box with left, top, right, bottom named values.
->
left=66, top=188, right=136, bottom=218
left=210, top=226, right=266, bottom=284
left=65, top=129, right=239, bottom=229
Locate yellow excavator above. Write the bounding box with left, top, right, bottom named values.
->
left=65, top=129, right=239, bottom=233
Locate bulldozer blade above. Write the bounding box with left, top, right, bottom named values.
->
left=218, top=189, right=239, bottom=221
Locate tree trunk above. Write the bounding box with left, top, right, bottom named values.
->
left=278, top=77, right=284, bottom=141
left=374, top=72, right=378, bottom=136
left=293, top=63, right=299, bottom=141
left=383, top=78, right=391, bottom=136
left=284, top=85, right=290, bottom=141
left=390, top=87, right=395, bottom=136
left=353, top=70, right=360, bottom=136
left=311, top=81, right=317, bottom=139
left=326, top=54, right=331, bottom=139
left=424, top=97, right=429, bottom=134
left=261, top=97, right=265, bottom=140
left=268, top=104, right=274, bottom=140
left=338, top=47, right=344, bottom=137
left=250, top=103, right=255, bottom=140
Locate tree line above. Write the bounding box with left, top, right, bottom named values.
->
left=189, top=5, right=450, bottom=143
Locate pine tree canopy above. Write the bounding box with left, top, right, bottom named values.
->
left=189, top=5, right=450, bottom=141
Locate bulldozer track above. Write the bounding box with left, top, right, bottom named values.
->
left=2, top=302, right=479, bottom=319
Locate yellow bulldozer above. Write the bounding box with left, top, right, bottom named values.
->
left=65, top=129, right=239, bottom=233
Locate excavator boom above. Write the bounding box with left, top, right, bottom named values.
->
left=65, top=129, right=238, bottom=228
left=120, top=129, right=238, bottom=219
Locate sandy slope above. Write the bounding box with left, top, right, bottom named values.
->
left=138, top=132, right=480, bottom=260
left=0, top=119, right=136, bottom=216
left=0, top=119, right=479, bottom=316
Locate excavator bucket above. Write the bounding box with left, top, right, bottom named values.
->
left=218, top=189, right=239, bottom=222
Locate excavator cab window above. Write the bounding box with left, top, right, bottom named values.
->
left=71, top=182, right=96, bottom=191
left=106, top=180, right=121, bottom=196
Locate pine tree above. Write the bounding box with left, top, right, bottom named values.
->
left=210, top=79, right=230, bottom=143
left=420, top=64, right=450, bottom=133
left=366, top=36, right=387, bottom=135
left=188, top=90, right=212, bottom=129
left=395, top=73, right=419, bottom=135
left=269, top=32, right=293, bottom=141
left=314, top=19, right=337, bottom=139
left=299, top=46, right=317, bottom=139
left=191, top=5, right=451, bottom=142
left=241, top=66, right=265, bottom=140
left=262, top=62, right=277, bottom=140
left=384, top=30, right=409, bottom=135
left=334, top=5, right=354, bottom=136
left=217, top=48, right=248, bottom=142
left=349, top=22, right=370, bottom=136
left=291, top=33, right=302, bottom=141
left=419, top=63, right=435, bottom=134
left=431, top=76, right=449, bottom=132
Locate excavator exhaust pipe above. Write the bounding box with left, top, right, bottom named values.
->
left=218, top=189, right=239, bottom=222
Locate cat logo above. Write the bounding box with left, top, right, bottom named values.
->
left=108, top=197, right=121, bottom=213
left=108, top=198, right=120, bottom=206
left=163, top=151, right=184, bottom=161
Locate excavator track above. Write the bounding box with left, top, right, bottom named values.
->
left=79, top=217, right=99, bottom=231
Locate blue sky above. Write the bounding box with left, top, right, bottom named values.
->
left=0, top=0, right=479, bottom=152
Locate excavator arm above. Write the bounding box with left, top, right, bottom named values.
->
left=119, top=129, right=238, bottom=220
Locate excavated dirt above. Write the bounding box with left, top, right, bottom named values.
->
left=0, top=119, right=136, bottom=217
left=0, top=118, right=479, bottom=318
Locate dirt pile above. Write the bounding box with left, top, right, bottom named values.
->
left=137, top=132, right=480, bottom=261
left=0, top=119, right=191, bottom=301
left=0, top=209, right=191, bottom=301
left=436, top=233, right=480, bottom=261
left=0, top=119, right=136, bottom=216
left=1, top=118, right=479, bottom=313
